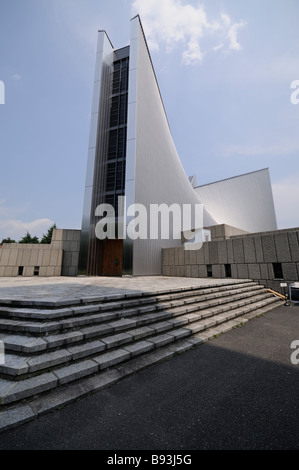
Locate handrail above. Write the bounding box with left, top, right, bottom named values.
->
left=268, top=289, right=285, bottom=300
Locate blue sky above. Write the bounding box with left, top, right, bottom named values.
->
left=0, top=0, right=298, bottom=241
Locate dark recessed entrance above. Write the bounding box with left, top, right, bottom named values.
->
left=102, top=239, right=123, bottom=276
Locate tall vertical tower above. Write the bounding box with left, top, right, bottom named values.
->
left=79, top=16, right=212, bottom=276
left=79, top=37, right=130, bottom=276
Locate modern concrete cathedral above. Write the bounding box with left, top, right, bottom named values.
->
left=78, top=15, right=277, bottom=277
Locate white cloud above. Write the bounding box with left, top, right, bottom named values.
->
left=226, top=20, right=246, bottom=52
left=0, top=218, right=54, bottom=242
left=182, top=40, right=205, bottom=65
left=132, top=0, right=246, bottom=64
left=272, top=176, right=299, bottom=229
left=0, top=201, right=54, bottom=241
left=11, top=73, right=21, bottom=81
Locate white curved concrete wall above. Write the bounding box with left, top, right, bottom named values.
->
left=126, top=16, right=216, bottom=275
left=195, top=168, right=277, bottom=233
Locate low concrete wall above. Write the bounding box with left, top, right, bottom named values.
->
left=0, top=229, right=80, bottom=277
left=162, top=226, right=299, bottom=292
left=51, top=229, right=80, bottom=276
left=204, top=224, right=249, bottom=241
left=0, top=244, right=63, bottom=277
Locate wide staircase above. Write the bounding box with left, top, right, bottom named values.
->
left=0, top=279, right=281, bottom=431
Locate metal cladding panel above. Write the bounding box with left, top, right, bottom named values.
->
left=195, top=168, right=278, bottom=233
left=78, top=31, right=114, bottom=274
left=127, top=17, right=215, bottom=276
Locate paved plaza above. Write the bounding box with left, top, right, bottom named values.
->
left=0, top=275, right=298, bottom=450
left=0, top=275, right=242, bottom=302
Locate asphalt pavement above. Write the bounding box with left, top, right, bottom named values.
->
left=0, top=302, right=298, bottom=451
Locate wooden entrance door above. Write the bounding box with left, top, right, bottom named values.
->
left=102, top=239, right=123, bottom=276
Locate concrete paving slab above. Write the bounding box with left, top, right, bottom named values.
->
left=0, top=276, right=253, bottom=304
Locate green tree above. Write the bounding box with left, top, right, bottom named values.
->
left=0, top=237, right=16, bottom=244
left=40, top=223, right=56, bottom=244
left=19, top=231, right=39, bottom=244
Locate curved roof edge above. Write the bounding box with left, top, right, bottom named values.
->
left=130, top=15, right=172, bottom=133
left=195, top=168, right=271, bottom=189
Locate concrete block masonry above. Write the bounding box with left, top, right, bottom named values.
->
left=162, top=225, right=299, bottom=291
left=0, top=229, right=80, bottom=278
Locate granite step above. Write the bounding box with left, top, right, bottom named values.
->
left=0, top=279, right=255, bottom=309
left=0, top=286, right=274, bottom=356
left=0, top=284, right=270, bottom=338
left=0, top=291, right=279, bottom=378
left=0, top=294, right=279, bottom=435
left=0, top=278, right=282, bottom=436
left=0, top=295, right=280, bottom=412
left=0, top=281, right=259, bottom=321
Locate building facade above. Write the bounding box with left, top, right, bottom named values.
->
left=78, top=15, right=277, bottom=277
left=0, top=16, right=282, bottom=281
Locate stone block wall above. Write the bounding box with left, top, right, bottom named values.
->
left=51, top=229, right=80, bottom=276
left=162, top=227, right=299, bottom=292
left=205, top=224, right=249, bottom=241
left=0, top=229, right=80, bottom=277
left=0, top=245, right=63, bottom=277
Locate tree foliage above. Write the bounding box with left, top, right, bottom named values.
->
left=0, top=237, right=16, bottom=244
left=2, top=223, right=57, bottom=245
left=19, top=231, right=39, bottom=244
left=40, top=223, right=57, bottom=244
